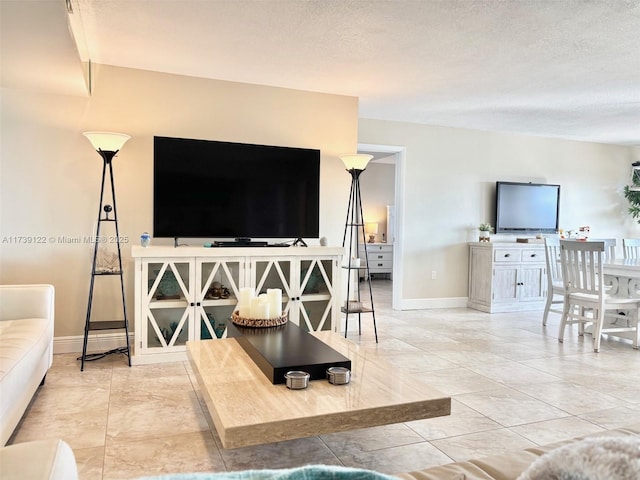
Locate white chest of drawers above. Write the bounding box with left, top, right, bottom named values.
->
left=358, top=243, right=393, bottom=279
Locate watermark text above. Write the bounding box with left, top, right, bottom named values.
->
left=2, top=235, right=129, bottom=245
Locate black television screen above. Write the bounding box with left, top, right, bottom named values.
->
left=153, top=136, right=320, bottom=240
left=495, top=181, right=560, bottom=234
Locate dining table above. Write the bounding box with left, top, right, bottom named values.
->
left=604, top=258, right=640, bottom=297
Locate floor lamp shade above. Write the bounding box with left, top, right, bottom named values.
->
left=365, top=223, right=379, bottom=235
left=83, top=132, right=131, bottom=153
left=340, top=154, right=373, bottom=171
left=365, top=223, right=379, bottom=243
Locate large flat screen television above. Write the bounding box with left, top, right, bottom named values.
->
left=153, top=136, right=320, bottom=241
left=495, top=181, right=560, bottom=234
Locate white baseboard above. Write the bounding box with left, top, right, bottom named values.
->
left=398, top=296, right=468, bottom=310
left=54, top=297, right=468, bottom=353
left=53, top=332, right=133, bottom=354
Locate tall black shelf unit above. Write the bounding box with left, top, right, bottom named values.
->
left=80, top=141, right=131, bottom=371
left=341, top=164, right=378, bottom=343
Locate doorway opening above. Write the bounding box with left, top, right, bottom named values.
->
left=357, top=143, right=405, bottom=311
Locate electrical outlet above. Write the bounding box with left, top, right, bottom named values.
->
left=431, top=270, right=437, bottom=280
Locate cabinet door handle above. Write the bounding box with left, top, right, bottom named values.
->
left=504, top=254, right=511, bottom=257
left=530, top=254, right=537, bottom=258
left=196, top=302, right=201, bottom=307
left=190, top=302, right=195, bottom=307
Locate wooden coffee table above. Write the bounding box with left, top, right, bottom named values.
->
left=187, top=332, right=451, bottom=449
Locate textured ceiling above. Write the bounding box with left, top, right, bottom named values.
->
left=7, top=0, right=640, bottom=146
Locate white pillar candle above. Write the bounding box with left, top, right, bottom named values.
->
left=239, top=287, right=255, bottom=305
left=259, top=294, right=271, bottom=319
left=238, top=302, right=251, bottom=318
left=251, top=295, right=270, bottom=319
left=250, top=297, right=261, bottom=318
left=267, top=288, right=282, bottom=318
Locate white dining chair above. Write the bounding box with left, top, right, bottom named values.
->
left=623, top=238, right=640, bottom=259
left=588, top=238, right=616, bottom=262
left=543, top=237, right=563, bottom=326
left=621, top=238, right=640, bottom=298
left=559, top=240, right=640, bottom=352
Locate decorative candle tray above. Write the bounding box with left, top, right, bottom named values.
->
left=231, top=311, right=288, bottom=328
left=226, top=321, right=351, bottom=385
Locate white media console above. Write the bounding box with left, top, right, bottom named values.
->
left=131, top=245, right=344, bottom=364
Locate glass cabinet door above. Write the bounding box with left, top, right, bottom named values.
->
left=143, top=260, right=193, bottom=351
left=298, top=258, right=335, bottom=332
left=197, top=258, right=243, bottom=340
left=251, top=258, right=292, bottom=319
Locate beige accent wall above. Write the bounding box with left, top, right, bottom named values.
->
left=359, top=118, right=635, bottom=303
left=0, top=65, right=358, bottom=337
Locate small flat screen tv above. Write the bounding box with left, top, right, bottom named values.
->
left=153, top=136, right=320, bottom=240
left=495, top=181, right=560, bottom=234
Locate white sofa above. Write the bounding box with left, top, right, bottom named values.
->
left=0, top=438, right=78, bottom=480
left=0, top=284, right=55, bottom=446
left=397, top=423, right=640, bottom=480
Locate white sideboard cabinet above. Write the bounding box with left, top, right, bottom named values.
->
left=467, top=242, right=547, bottom=313
left=131, top=245, right=343, bottom=364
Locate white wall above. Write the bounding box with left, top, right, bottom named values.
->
left=360, top=162, right=396, bottom=240
left=2, top=62, right=637, bottom=341
left=0, top=65, right=358, bottom=337
left=359, top=118, right=636, bottom=305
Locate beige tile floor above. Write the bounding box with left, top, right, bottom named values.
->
left=10, top=279, right=640, bottom=479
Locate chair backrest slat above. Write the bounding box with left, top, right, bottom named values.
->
left=560, top=240, right=605, bottom=297
left=587, top=238, right=616, bottom=262
left=544, top=237, right=562, bottom=286
left=623, top=238, right=640, bottom=259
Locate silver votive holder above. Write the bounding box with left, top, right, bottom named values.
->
left=284, top=371, right=310, bottom=390
left=327, top=366, right=351, bottom=385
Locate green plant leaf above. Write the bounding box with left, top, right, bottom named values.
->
left=623, top=183, right=640, bottom=223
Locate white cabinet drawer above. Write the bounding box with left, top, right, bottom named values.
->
left=362, top=244, right=393, bottom=254
left=368, top=260, right=393, bottom=272
left=494, top=249, right=522, bottom=262
left=521, top=249, right=544, bottom=262
left=367, top=251, right=392, bottom=262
